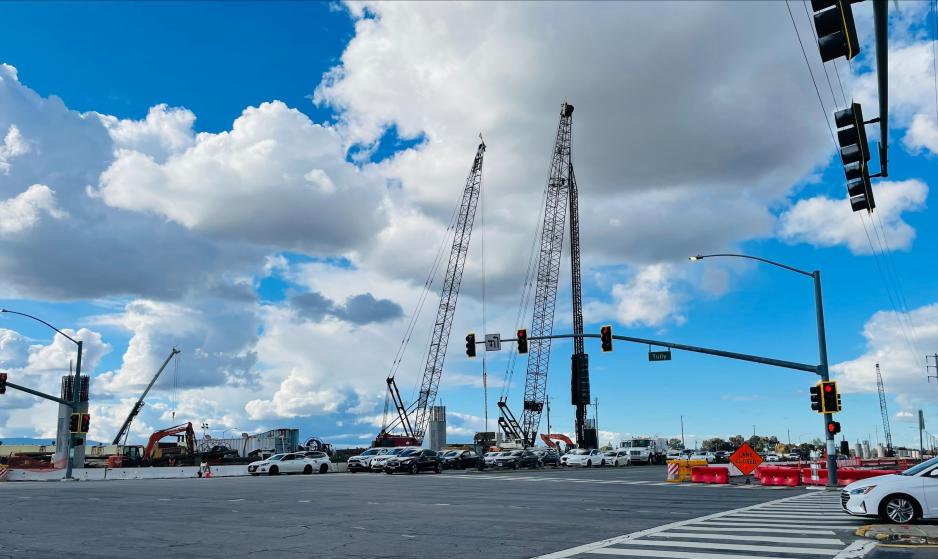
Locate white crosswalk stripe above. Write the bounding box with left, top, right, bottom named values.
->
left=531, top=491, right=877, bottom=559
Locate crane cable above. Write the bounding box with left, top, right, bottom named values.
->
left=500, top=166, right=550, bottom=401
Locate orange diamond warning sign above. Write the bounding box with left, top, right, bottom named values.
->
left=729, top=442, right=763, bottom=476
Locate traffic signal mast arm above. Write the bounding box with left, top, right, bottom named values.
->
left=479, top=330, right=819, bottom=374
left=1, top=377, right=75, bottom=407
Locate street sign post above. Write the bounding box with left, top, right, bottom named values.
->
left=648, top=350, right=672, bottom=362
left=729, top=442, right=763, bottom=478
left=484, top=334, right=501, bottom=352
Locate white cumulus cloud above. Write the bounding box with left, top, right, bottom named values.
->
left=778, top=179, right=928, bottom=254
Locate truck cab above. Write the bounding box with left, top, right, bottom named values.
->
left=620, top=437, right=668, bottom=465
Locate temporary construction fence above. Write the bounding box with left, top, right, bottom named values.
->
left=690, top=466, right=729, bottom=484
left=753, top=464, right=902, bottom=487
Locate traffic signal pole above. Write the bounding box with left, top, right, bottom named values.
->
left=813, top=271, right=838, bottom=487
left=66, top=340, right=83, bottom=480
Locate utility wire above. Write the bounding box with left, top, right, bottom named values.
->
left=786, top=0, right=839, bottom=147
left=787, top=0, right=922, bottom=370
left=801, top=0, right=843, bottom=111
left=933, top=0, right=938, bottom=128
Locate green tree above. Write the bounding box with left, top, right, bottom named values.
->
left=667, top=438, right=684, bottom=450
left=702, top=438, right=731, bottom=451
left=728, top=435, right=745, bottom=448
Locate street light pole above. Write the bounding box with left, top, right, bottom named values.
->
left=1, top=309, right=84, bottom=480
left=689, top=254, right=838, bottom=486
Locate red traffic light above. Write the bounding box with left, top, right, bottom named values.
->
left=824, top=384, right=833, bottom=393
left=827, top=421, right=841, bottom=435
left=516, top=329, right=528, bottom=355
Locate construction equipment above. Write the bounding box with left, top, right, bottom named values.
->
left=500, top=102, right=585, bottom=447
left=540, top=433, right=574, bottom=452
left=112, top=348, right=180, bottom=445
left=376, top=140, right=486, bottom=447
left=300, top=436, right=334, bottom=457
left=143, top=422, right=196, bottom=465
left=876, top=364, right=893, bottom=457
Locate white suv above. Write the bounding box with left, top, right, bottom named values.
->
left=347, top=447, right=387, bottom=473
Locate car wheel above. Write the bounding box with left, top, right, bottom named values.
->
left=600, top=460, right=606, bottom=467
left=303, top=464, right=313, bottom=475
left=385, top=468, right=393, bottom=475
left=251, top=473, right=258, bottom=477
left=512, top=462, right=518, bottom=470
left=880, top=494, right=920, bottom=524
left=586, top=460, right=592, bottom=468
left=626, top=459, right=631, bottom=466
left=410, top=463, right=419, bottom=475
left=268, top=465, right=279, bottom=476
left=434, top=464, right=441, bottom=474
left=319, top=464, right=329, bottom=474
left=349, top=469, right=356, bottom=473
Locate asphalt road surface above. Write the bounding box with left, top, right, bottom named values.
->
left=0, top=465, right=929, bottom=558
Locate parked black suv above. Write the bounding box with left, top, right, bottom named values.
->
left=441, top=450, right=481, bottom=470
left=494, top=450, right=542, bottom=469
left=384, top=449, right=441, bottom=474
left=534, top=449, right=561, bottom=467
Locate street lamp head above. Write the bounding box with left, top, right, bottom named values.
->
left=688, top=255, right=703, bottom=262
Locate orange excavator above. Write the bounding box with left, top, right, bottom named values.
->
left=144, top=422, right=196, bottom=466
left=540, top=433, right=575, bottom=452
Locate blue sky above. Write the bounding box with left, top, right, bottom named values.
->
left=0, top=1, right=936, bottom=450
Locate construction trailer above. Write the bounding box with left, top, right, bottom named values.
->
left=196, top=428, right=300, bottom=459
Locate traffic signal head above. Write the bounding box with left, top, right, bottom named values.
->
left=810, top=383, right=823, bottom=413
left=516, top=329, right=528, bottom=355
left=80, top=413, right=90, bottom=434
left=821, top=380, right=840, bottom=413
left=571, top=353, right=590, bottom=405
left=465, top=333, right=476, bottom=358
left=811, top=0, right=860, bottom=62
left=0, top=372, right=6, bottom=395
left=600, top=325, right=613, bottom=352
left=827, top=421, right=841, bottom=435
left=69, top=413, right=81, bottom=434
left=834, top=103, right=875, bottom=213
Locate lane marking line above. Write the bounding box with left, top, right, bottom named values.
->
left=620, top=539, right=842, bottom=556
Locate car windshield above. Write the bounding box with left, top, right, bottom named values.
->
left=361, top=449, right=383, bottom=456
left=604, top=451, right=617, bottom=456
left=387, top=448, right=407, bottom=455
left=572, top=449, right=590, bottom=455
left=399, top=449, right=420, bottom=457
left=628, top=440, right=651, bottom=447
left=901, top=456, right=938, bottom=476
left=268, top=454, right=285, bottom=461
left=510, top=451, right=523, bottom=456
left=443, top=450, right=459, bottom=457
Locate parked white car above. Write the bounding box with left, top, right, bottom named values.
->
left=482, top=451, right=501, bottom=467
left=248, top=452, right=330, bottom=476
left=765, top=453, right=780, bottom=462
left=347, top=447, right=387, bottom=473
left=562, top=449, right=604, bottom=467
left=370, top=447, right=418, bottom=471
left=603, top=449, right=632, bottom=467
left=842, top=456, right=938, bottom=523
left=689, top=451, right=715, bottom=464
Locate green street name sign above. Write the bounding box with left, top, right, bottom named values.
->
left=648, top=350, right=672, bottom=362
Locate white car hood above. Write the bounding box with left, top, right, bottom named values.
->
left=566, top=455, right=592, bottom=461
left=844, top=473, right=902, bottom=492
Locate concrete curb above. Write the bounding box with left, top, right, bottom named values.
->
left=856, top=524, right=938, bottom=546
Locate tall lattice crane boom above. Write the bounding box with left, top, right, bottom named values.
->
left=518, top=103, right=575, bottom=446
left=112, top=348, right=180, bottom=445
left=379, top=141, right=486, bottom=445
left=876, top=363, right=893, bottom=455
